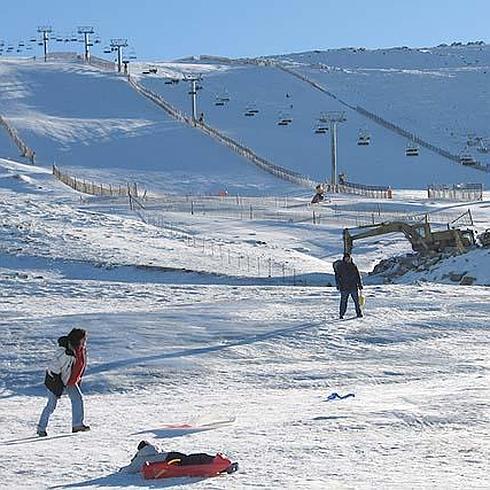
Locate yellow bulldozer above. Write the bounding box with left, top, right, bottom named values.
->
left=343, top=221, right=475, bottom=255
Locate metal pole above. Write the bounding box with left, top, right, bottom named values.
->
left=43, top=31, right=48, bottom=62
left=331, top=121, right=337, bottom=189
left=191, top=80, right=197, bottom=120
left=78, top=27, right=94, bottom=62
left=110, top=39, right=128, bottom=73
left=84, top=33, right=89, bottom=60
left=38, top=27, right=52, bottom=62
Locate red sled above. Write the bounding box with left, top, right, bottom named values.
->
left=141, top=453, right=238, bottom=480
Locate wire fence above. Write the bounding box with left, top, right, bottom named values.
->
left=139, top=193, right=465, bottom=228
left=127, top=76, right=317, bottom=189
left=140, top=211, right=305, bottom=285
left=52, top=164, right=142, bottom=201
left=0, top=115, right=36, bottom=163
left=427, top=183, right=483, bottom=201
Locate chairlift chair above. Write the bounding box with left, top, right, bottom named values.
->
left=357, top=129, right=371, bottom=146
left=245, top=105, right=258, bottom=116
left=459, top=152, right=476, bottom=166
left=405, top=142, right=419, bottom=156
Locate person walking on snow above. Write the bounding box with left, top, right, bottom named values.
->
left=333, top=253, right=363, bottom=319
left=37, top=328, right=90, bottom=437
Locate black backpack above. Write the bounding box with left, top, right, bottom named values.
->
left=44, top=371, right=64, bottom=397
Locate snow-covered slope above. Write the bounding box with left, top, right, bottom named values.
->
left=133, top=45, right=490, bottom=189
left=1, top=160, right=489, bottom=489
left=0, top=44, right=489, bottom=490
left=0, top=60, right=299, bottom=196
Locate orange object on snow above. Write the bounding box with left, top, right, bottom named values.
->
left=141, top=453, right=237, bottom=479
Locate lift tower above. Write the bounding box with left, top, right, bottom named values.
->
left=110, top=39, right=128, bottom=73
left=78, top=26, right=95, bottom=61
left=37, top=26, right=52, bottom=62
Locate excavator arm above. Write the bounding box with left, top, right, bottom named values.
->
left=343, top=222, right=431, bottom=254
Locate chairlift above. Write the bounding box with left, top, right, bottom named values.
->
left=459, top=152, right=476, bottom=166
left=142, top=70, right=151, bottom=75
left=56, top=37, right=63, bottom=42
left=18, top=42, right=25, bottom=47
left=477, top=141, right=489, bottom=153
left=405, top=142, right=419, bottom=157
left=357, top=130, right=371, bottom=145
left=244, top=105, right=259, bottom=116
left=103, top=47, right=112, bottom=54
left=70, top=37, right=78, bottom=42
left=215, top=93, right=229, bottom=106
left=30, top=38, right=37, bottom=43
left=129, top=55, right=137, bottom=60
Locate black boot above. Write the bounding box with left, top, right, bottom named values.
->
left=72, top=425, right=91, bottom=433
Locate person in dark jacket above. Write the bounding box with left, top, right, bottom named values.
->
left=37, top=328, right=90, bottom=437
left=333, top=253, right=363, bottom=319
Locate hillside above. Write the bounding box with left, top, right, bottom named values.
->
left=0, top=44, right=489, bottom=490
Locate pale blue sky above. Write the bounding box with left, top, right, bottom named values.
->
left=2, top=0, right=489, bottom=59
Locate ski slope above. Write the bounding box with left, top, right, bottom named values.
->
left=0, top=59, right=298, bottom=196
left=0, top=44, right=489, bottom=489
left=134, top=47, right=490, bottom=189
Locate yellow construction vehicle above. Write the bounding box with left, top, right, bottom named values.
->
left=343, top=221, right=475, bottom=255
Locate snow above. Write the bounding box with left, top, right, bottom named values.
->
left=0, top=44, right=489, bottom=489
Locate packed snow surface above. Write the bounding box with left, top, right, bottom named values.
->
left=0, top=44, right=489, bottom=489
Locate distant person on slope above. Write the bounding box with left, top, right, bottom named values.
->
left=37, top=328, right=90, bottom=437
left=333, top=253, right=363, bottom=319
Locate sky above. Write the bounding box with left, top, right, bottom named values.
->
left=1, top=0, right=489, bottom=60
